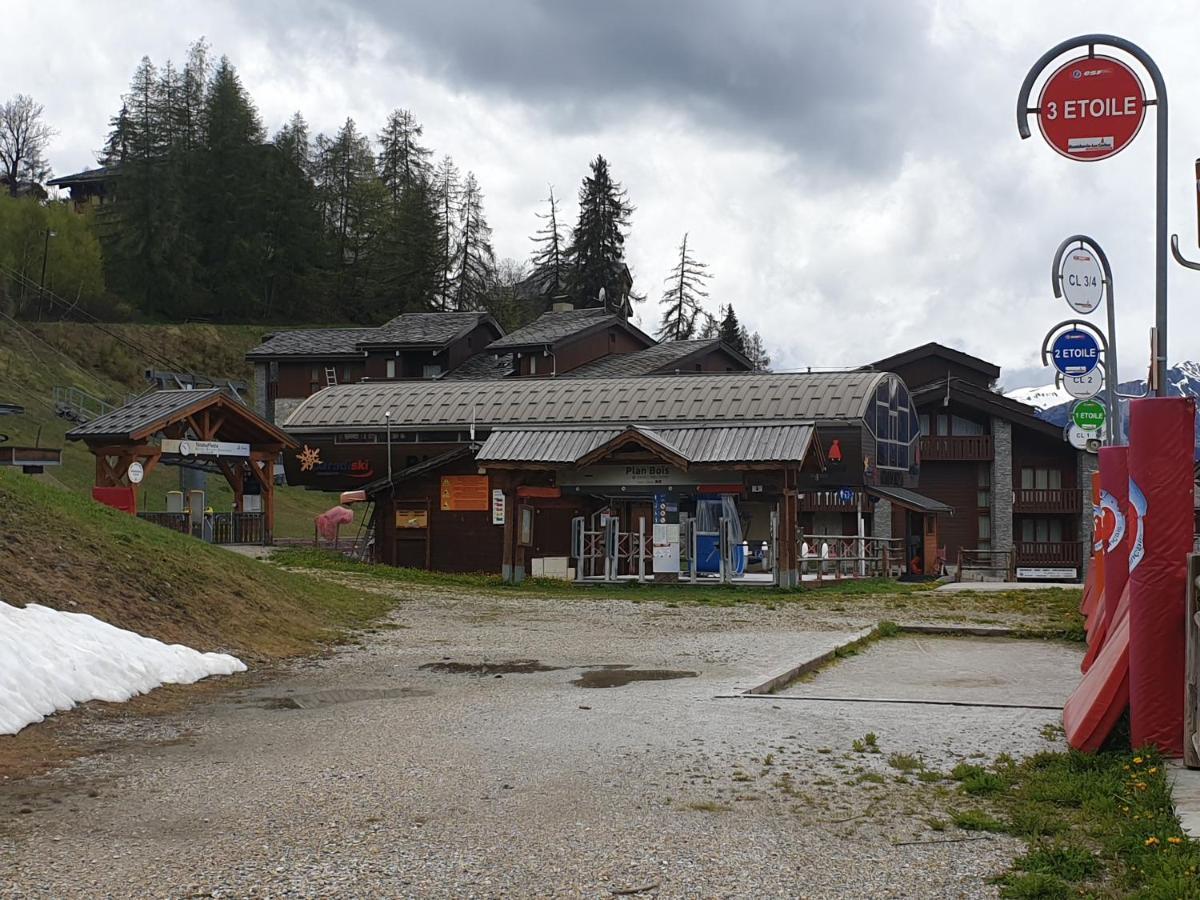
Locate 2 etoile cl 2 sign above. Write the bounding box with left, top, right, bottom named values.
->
left=1037, top=55, right=1146, bottom=161
left=1051, top=328, right=1101, bottom=376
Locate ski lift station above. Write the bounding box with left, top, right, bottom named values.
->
left=281, top=371, right=948, bottom=585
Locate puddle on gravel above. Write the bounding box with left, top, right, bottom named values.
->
left=260, top=687, right=433, bottom=710
left=418, top=659, right=564, bottom=676
left=571, top=669, right=699, bottom=689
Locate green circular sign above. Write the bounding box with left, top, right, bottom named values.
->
left=1072, top=399, right=1106, bottom=431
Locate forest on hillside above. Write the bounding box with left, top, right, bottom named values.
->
left=0, top=39, right=769, bottom=366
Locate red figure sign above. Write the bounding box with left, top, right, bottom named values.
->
left=1037, top=55, right=1146, bottom=161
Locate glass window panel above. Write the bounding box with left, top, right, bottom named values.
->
left=978, top=516, right=991, bottom=540
left=978, top=467, right=991, bottom=487
left=919, top=413, right=930, bottom=435
left=911, top=407, right=921, bottom=436
left=977, top=490, right=990, bottom=508
left=951, top=416, right=983, bottom=436
left=1050, top=520, right=1063, bottom=542
left=937, top=414, right=950, bottom=436
left=1035, top=469, right=1049, bottom=490
left=1036, top=520, right=1049, bottom=543
left=1021, top=520, right=1035, bottom=542
left=1049, top=469, right=1062, bottom=490
left=1021, top=468, right=1034, bottom=490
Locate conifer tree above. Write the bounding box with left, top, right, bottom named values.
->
left=656, top=232, right=710, bottom=341
left=740, top=327, right=772, bottom=371
left=377, top=108, right=431, bottom=208
left=432, top=154, right=460, bottom=310
left=453, top=171, right=495, bottom=311
left=528, top=185, right=566, bottom=305
left=567, top=154, right=633, bottom=314
left=718, top=304, right=746, bottom=353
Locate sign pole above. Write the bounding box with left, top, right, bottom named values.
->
left=1017, top=34, right=1169, bottom=397
left=1052, top=235, right=1121, bottom=443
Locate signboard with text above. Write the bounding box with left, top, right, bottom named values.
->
left=1062, top=369, right=1103, bottom=400
left=440, top=475, right=489, bottom=511
left=161, top=438, right=250, bottom=457
left=1051, top=328, right=1101, bottom=376
left=1037, top=55, right=1146, bottom=161
left=1060, top=247, right=1104, bottom=313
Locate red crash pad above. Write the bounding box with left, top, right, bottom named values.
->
left=1064, top=589, right=1130, bottom=753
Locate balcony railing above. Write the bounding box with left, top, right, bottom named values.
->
left=919, top=434, right=994, bottom=461
left=798, top=492, right=858, bottom=513
left=1014, top=488, right=1082, bottom=514
left=1016, top=541, right=1082, bottom=567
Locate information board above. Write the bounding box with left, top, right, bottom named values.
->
left=440, top=475, right=489, bottom=511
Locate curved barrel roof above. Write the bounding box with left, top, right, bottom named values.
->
left=283, top=370, right=892, bottom=433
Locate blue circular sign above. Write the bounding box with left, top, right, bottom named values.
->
left=838, top=487, right=855, bottom=503
left=1051, top=328, right=1100, bottom=376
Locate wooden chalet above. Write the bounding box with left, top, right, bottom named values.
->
left=871, top=343, right=1089, bottom=581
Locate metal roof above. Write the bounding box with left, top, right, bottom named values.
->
left=284, top=371, right=891, bottom=432
left=361, top=445, right=478, bottom=495
left=486, top=307, right=642, bottom=351
left=867, top=485, right=954, bottom=514
left=475, top=423, right=815, bottom=465
left=65, top=388, right=294, bottom=447
left=564, top=339, right=749, bottom=378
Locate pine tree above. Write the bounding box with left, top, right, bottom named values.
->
left=528, top=185, right=566, bottom=305
left=697, top=311, right=719, bottom=339
left=567, top=154, right=633, bottom=314
left=718, top=304, right=746, bottom=353
left=377, top=108, right=431, bottom=208
left=431, top=154, right=460, bottom=311
left=452, top=171, right=495, bottom=311
left=740, top=327, right=772, bottom=371
left=179, top=38, right=210, bottom=156
left=262, top=114, right=325, bottom=320
left=656, top=232, right=710, bottom=341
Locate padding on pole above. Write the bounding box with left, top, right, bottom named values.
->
left=1127, top=397, right=1196, bottom=756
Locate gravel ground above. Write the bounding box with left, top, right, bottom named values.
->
left=0, top=590, right=1076, bottom=899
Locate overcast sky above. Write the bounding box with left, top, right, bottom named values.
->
left=8, top=0, right=1200, bottom=388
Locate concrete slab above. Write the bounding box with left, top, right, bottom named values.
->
left=936, top=581, right=1080, bottom=592
left=1168, top=762, right=1200, bottom=838
left=777, top=635, right=1084, bottom=708
left=936, top=581, right=1079, bottom=592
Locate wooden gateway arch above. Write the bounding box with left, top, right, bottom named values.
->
left=66, top=388, right=296, bottom=540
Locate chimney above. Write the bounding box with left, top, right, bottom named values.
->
left=551, top=293, right=574, bottom=313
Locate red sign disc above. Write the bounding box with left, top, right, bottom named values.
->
left=1037, top=54, right=1146, bottom=161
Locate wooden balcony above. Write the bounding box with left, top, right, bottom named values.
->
left=1016, top=541, right=1082, bottom=568
left=919, top=435, right=994, bottom=461
left=1013, top=488, right=1082, bottom=514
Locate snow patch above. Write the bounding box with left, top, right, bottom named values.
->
left=0, top=602, right=246, bottom=736
left=1005, top=384, right=1071, bottom=410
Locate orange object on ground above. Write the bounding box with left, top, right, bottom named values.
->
left=1082, top=582, right=1126, bottom=674
left=1064, top=588, right=1130, bottom=753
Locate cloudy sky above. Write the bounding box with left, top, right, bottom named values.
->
left=8, top=0, right=1200, bottom=388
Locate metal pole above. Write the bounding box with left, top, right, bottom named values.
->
left=1051, top=235, right=1121, bottom=443
left=385, top=410, right=392, bottom=482
left=1017, top=34, right=1168, bottom=397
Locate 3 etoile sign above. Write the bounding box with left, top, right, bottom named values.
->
left=1037, top=55, right=1146, bottom=161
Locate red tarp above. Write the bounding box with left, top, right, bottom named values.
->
left=315, top=505, right=354, bottom=542
left=92, top=486, right=137, bottom=515
left=1127, top=397, right=1195, bottom=756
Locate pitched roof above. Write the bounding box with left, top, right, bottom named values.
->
left=361, top=445, right=478, bottom=495
left=870, top=342, right=1001, bottom=381
left=476, top=423, right=815, bottom=466
left=358, top=312, right=498, bottom=348
left=47, top=165, right=117, bottom=186
left=284, top=370, right=892, bottom=432
left=564, top=339, right=751, bottom=378
left=65, top=388, right=295, bottom=447
left=485, top=307, right=651, bottom=352
left=441, top=353, right=514, bottom=380
left=868, top=485, right=954, bottom=514
left=245, top=312, right=501, bottom=360
left=910, top=377, right=1062, bottom=438
left=245, top=327, right=379, bottom=359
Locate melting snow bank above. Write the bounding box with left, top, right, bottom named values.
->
left=0, top=602, right=246, bottom=736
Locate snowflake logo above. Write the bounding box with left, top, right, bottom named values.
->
left=297, top=445, right=322, bottom=472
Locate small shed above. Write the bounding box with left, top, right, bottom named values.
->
left=66, top=389, right=296, bottom=540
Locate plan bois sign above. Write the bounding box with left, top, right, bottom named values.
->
left=1037, top=55, right=1146, bottom=160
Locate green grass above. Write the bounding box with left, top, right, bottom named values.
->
left=0, top=467, right=394, bottom=658
left=939, top=748, right=1200, bottom=896
left=0, top=320, right=334, bottom=540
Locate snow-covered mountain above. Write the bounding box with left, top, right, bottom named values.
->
left=1004, top=362, right=1200, bottom=449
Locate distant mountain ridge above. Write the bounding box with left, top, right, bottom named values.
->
left=1004, top=362, right=1200, bottom=450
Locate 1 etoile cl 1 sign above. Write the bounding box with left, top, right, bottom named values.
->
left=1037, top=55, right=1146, bottom=161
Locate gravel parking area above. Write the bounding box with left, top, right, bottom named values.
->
left=0, top=590, right=1076, bottom=898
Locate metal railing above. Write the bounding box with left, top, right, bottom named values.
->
left=957, top=548, right=1015, bottom=582
left=1014, top=488, right=1082, bottom=514
left=920, top=435, right=994, bottom=461
left=53, top=385, right=115, bottom=423
left=138, top=511, right=190, bottom=534
left=798, top=492, right=858, bottom=512
left=797, top=534, right=906, bottom=580
left=213, top=512, right=266, bottom=545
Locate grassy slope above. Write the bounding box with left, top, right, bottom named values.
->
left=0, top=320, right=334, bottom=538
left=0, top=467, right=392, bottom=660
